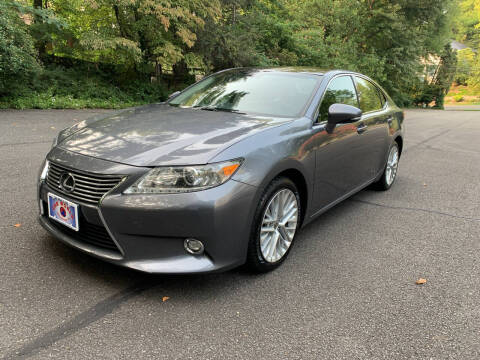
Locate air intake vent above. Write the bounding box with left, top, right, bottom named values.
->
left=45, top=201, right=120, bottom=254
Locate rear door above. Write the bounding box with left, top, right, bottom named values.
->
left=353, top=76, right=391, bottom=178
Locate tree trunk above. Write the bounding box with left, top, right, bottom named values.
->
left=133, top=8, right=149, bottom=63
left=173, top=60, right=188, bottom=82
left=113, top=5, right=126, bottom=37
left=33, top=0, right=46, bottom=58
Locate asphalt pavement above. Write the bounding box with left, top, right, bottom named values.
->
left=0, top=108, right=479, bottom=359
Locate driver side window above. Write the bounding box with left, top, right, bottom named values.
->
left=318, top=76, right=359, bottom=123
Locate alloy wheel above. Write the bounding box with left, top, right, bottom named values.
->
left=385, top=144, right=399, bottom=186
left=260, top=189, right=299, bottom=263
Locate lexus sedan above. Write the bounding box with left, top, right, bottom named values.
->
left=38, top=67, right=404, bottom=273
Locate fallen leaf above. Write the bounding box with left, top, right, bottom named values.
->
left=50, top=126, right=56, bottom=130
left=416, top=278, right=427, bottom=285
left=162, top=296, right=170, bottom=302
left=14, top=223, right=21, bottom=228
left=423, top=183, right=427, bottom=187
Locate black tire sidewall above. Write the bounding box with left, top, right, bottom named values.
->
left=246, top=177, right=301, bottom=272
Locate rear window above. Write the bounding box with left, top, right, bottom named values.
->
left=355, top=77, right=383, bottom=113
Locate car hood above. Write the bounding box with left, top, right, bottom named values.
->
left=58, top=104, right=293, bottom=167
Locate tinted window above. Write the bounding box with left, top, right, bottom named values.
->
left=355, top=77, right=383, bottom=113
left=318, top=76, right=358, bottom=122
left=169, top=69, right=322, bottom=117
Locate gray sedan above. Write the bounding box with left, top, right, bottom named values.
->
left=38, top=67, right=404, bottom=273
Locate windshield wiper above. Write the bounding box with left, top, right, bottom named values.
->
left=193, top=105, right=245, bottom=114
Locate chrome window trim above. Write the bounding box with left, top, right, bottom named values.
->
left=313, top=73, right=359, bottom=124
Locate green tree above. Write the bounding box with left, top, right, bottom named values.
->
left=194, top=0, right=297, bottom=71
left=455, top=48, right=476, bottom=85
left=0, top=1, right=41, bottom=96
left=1, top=0, right=463, bottom=108
left=432, top=44, right=458, bottom=108
left=286, top=0, right=455, bottom=106
left=48, top=0, right=221, bottom=76
left=454, top=0, right=480, bottom=48
left=453, top=0, right=480, bottom=89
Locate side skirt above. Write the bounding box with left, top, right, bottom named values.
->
left=302, top=175, right=380, bottom=227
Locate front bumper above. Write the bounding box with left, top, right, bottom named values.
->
left=38, top=149, right=257, bottom=274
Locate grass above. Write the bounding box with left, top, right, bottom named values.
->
left=0, top=92, right=149, bottom=110
left=445, top=84, right=480, bottom=105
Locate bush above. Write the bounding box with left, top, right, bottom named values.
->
left=0, top=60, right=170, bottom=109
left=0, top=1, right=41, bottom=96
left=454, top=95, right=464, bottom=102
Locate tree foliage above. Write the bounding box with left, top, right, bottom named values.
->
left=454, top=0, right=480, bottom=48
left=453, top=0, right=480, bottom=89
left=0, top=1, right=41, bottom=95
left=1, top=0, right=461, bottom=107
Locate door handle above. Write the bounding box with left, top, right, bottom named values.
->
left=357, top=123, right=368, bottom=134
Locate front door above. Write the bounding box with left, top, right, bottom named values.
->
left=312, top=75, right=371, bottom=211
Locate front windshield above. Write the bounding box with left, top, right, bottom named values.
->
left=169, top=69, right=322, bottom=117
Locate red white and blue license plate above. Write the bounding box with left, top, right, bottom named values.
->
left=48, top=193, right=79, bottom=231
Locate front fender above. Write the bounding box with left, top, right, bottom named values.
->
left=210, top=117, right=316, bottom=222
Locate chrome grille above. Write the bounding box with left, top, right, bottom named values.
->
left=46, top=162, right=124, bottom=205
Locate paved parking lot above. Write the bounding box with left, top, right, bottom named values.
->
left=0, top=108, right=479, bottom=359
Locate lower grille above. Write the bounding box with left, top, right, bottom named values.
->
left=45, top=202, right=120, bottom=254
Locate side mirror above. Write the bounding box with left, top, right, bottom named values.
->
left=168, top=91, right=181, bottom=99
left=327, top=104, right=362, bottom=125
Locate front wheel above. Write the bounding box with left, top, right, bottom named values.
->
left=246, top=177, right=301, bottom=273
left=373, top=142, right=400, bottom=191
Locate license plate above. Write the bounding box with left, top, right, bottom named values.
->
left=48, top=193, right=79, bottom=231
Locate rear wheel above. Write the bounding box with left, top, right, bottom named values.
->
left=246, top=177, right=301, bottom=272
left=373, top=142, right=400, bottom=191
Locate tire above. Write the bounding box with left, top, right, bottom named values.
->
left=246, top=177, right=301, bottom=273
left=372, top=141, right=400, bottom=191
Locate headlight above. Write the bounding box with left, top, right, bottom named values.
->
left=124, top=159, right=243, bottom=194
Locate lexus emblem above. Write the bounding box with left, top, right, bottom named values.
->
left=59, top=172, right=76, bottom=193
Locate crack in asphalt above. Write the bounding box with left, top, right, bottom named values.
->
left=351, top=199, right=480, bottom=222
left=2, top=281, right=154, bottom=360
left=422, top=144, right=480, bottom=155
left=404, top=128, right=454, bottom=153
left=403, top=119, right=473, bottom=154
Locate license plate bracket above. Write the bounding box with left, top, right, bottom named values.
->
left=47, top=193, right=79, bottom=231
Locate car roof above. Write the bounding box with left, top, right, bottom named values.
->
left=242, top=67, right=386, bottom=93
left=234, top=67, right=354, bottom=77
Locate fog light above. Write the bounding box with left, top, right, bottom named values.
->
left=184, top=238, right=204, bottom=255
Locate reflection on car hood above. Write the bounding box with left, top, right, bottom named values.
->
left=58, top=103, right=293, bottom=166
